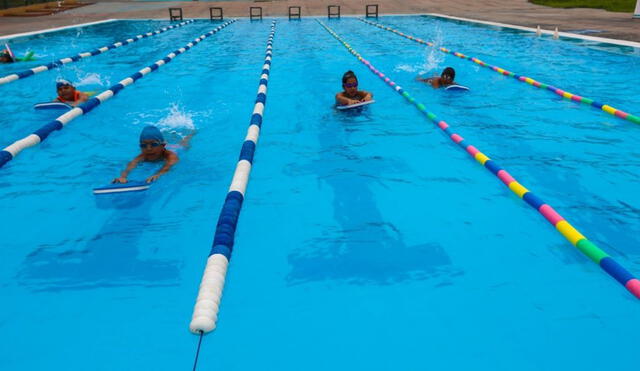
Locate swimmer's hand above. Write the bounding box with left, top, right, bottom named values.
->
left=112, top=177, right=128, bottom=184
left=346, top=99, right=361, bottom=105
left=146, top=174, right=161, bottom=183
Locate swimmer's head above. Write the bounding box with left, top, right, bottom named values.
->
left=139, top=126, right=166, bottom=158
left=342, top=70, right=358, bottom=84
left=441, top=67, right=455, bottom=84
left=342, top=70, right=358, bottom=95
left=56, top=79, right=74, bottom=90
left=0, top=50, right=14, bottom=63
left=140, top=125, right=166, bottom=143
left=56, top=79, right=77, bottom=101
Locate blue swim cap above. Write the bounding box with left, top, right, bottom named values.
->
left=139, top=125, right=165, bottom=143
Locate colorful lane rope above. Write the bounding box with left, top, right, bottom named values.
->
left=318, top=20, right=640, bottom=299
left=359, top=18, right=640, bottom=126
left=0, top=20, right=195, bottom=86
left=0, top=20, right=236, bottom=169
left=189, top=21, right=277, bottom=334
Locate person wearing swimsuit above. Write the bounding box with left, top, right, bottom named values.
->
left=417, top=67, right=457, bottom=89
left=112, top=126, right=182, bottom=184
left=335, top=70, right=373, bottom=106
left=54, top=79, right=89, bottom=106
left=0, top=49, right=14, bottom=63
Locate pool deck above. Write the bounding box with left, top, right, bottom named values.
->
left=1, top=0, right=640, bottom=43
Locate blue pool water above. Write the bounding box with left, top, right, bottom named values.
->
left=1, top=16, right=639, bottom=370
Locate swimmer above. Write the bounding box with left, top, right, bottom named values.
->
left=113, top=125, right=191, bottom=184
left=335, top=70, right=373, bottom=106
left=54, top=79, right=89, bottom=106
left=0, top=48, right=14, bottom=64
left=417, top=67, right=456, bottom=89
left=1, top=44, right=35, bottom=63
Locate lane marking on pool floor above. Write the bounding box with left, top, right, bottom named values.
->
left=317, top=19, right=640, bottom=300
left=189, top=20, right=277, bottom=335
left=0, top=19, right=196, bottom=86
left=358, top=18, right=640, bottom=126
left=0, top=20, right=237, bottom=169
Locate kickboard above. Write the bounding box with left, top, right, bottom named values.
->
left=445, top=85, right=469, bottom=91
left=34, top=102, right=72, bottom=111
left=93, top=181, right=150, bottom=195
left=336, top=100, right=376, bottom=110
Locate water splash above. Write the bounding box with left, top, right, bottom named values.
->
left=419, top=25, right=445, bottom=75
left=75, top=72, right=107, bottom=87
left=394, top=25, right=445, bottom=76
left=156, top=104, right=196, bottom=134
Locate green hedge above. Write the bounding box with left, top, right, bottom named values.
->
left=529, top=0, right=636, bottom=12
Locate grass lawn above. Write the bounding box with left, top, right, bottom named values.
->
left=529, top=0, right=636, bottom=12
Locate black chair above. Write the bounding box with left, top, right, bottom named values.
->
left=289, top=6, right=301, bottom=20
left=328, top=5, right=340, bottom=19
left=169, top=8, right=183, bottom=21
left=210, top=7, right=223, bottom=21
left=250, top=7, right=262, bottom=21
left=366, top=4, right=379, bottom=18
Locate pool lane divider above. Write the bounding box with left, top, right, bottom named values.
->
left=0, top=20, right=236, bottom=169
left=317, top=20, right=640, bottom=299
left=358, top=18, right=640, bottom=126
left=189, top=21, right=277, bottom=334
left=0, top=20, right=196, bottom=86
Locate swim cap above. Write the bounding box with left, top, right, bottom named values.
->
left=139, top=125, right=165, bottom=143
left=56, top=79, right=73, bottom=89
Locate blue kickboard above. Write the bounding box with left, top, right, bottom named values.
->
left=445, top=85, right=469, bottom=92
left=93, top=181, right=150, bottom=195
left=34, top=102, right=72, bottom=111
left=336, top=99, right=375, bottom=110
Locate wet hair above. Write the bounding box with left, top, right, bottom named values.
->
left=0, top=51, right=14, bottom=63
left=441, top=67, right=455, bottom=80
left=342, top=70, right=358, bottom=84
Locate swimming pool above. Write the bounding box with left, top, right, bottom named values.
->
left=1, top=15, right=639, bottom=370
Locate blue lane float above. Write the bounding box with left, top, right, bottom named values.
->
left=0, top=20, right=236, bottom=170
left=189, top=20, right=277, bottom=335
left=0, top=20, right=195, bottom=86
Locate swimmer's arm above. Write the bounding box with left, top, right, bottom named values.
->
left=113, top=154, right=144, bottom=183
left=179, top=132, right=195, bottom=149
left=336, top=92, right=359, bottom=106
left=359, top=90, right=373, bottom=101
left=146, top=151, right=179, bottom=183
left=78, top=92, right=89, bottom=103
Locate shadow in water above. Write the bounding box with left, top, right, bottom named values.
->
left=17, top=189, right=180, bottom=292
left=287, top=112, right=459, bottom=285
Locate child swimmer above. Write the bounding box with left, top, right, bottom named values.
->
left=417, top=67, right=457, bottom=88
left=113, top=125, right=192, bottom=184
left=335, top=70, right=373, bottom=106
left=54, top=79, right=90, bottom=106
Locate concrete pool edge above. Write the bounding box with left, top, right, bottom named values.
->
left=2, top=13, right=639, bottom=49
left=0, top=19, right=118, bottom=41
left=427, top=13, right=640, bottom=49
